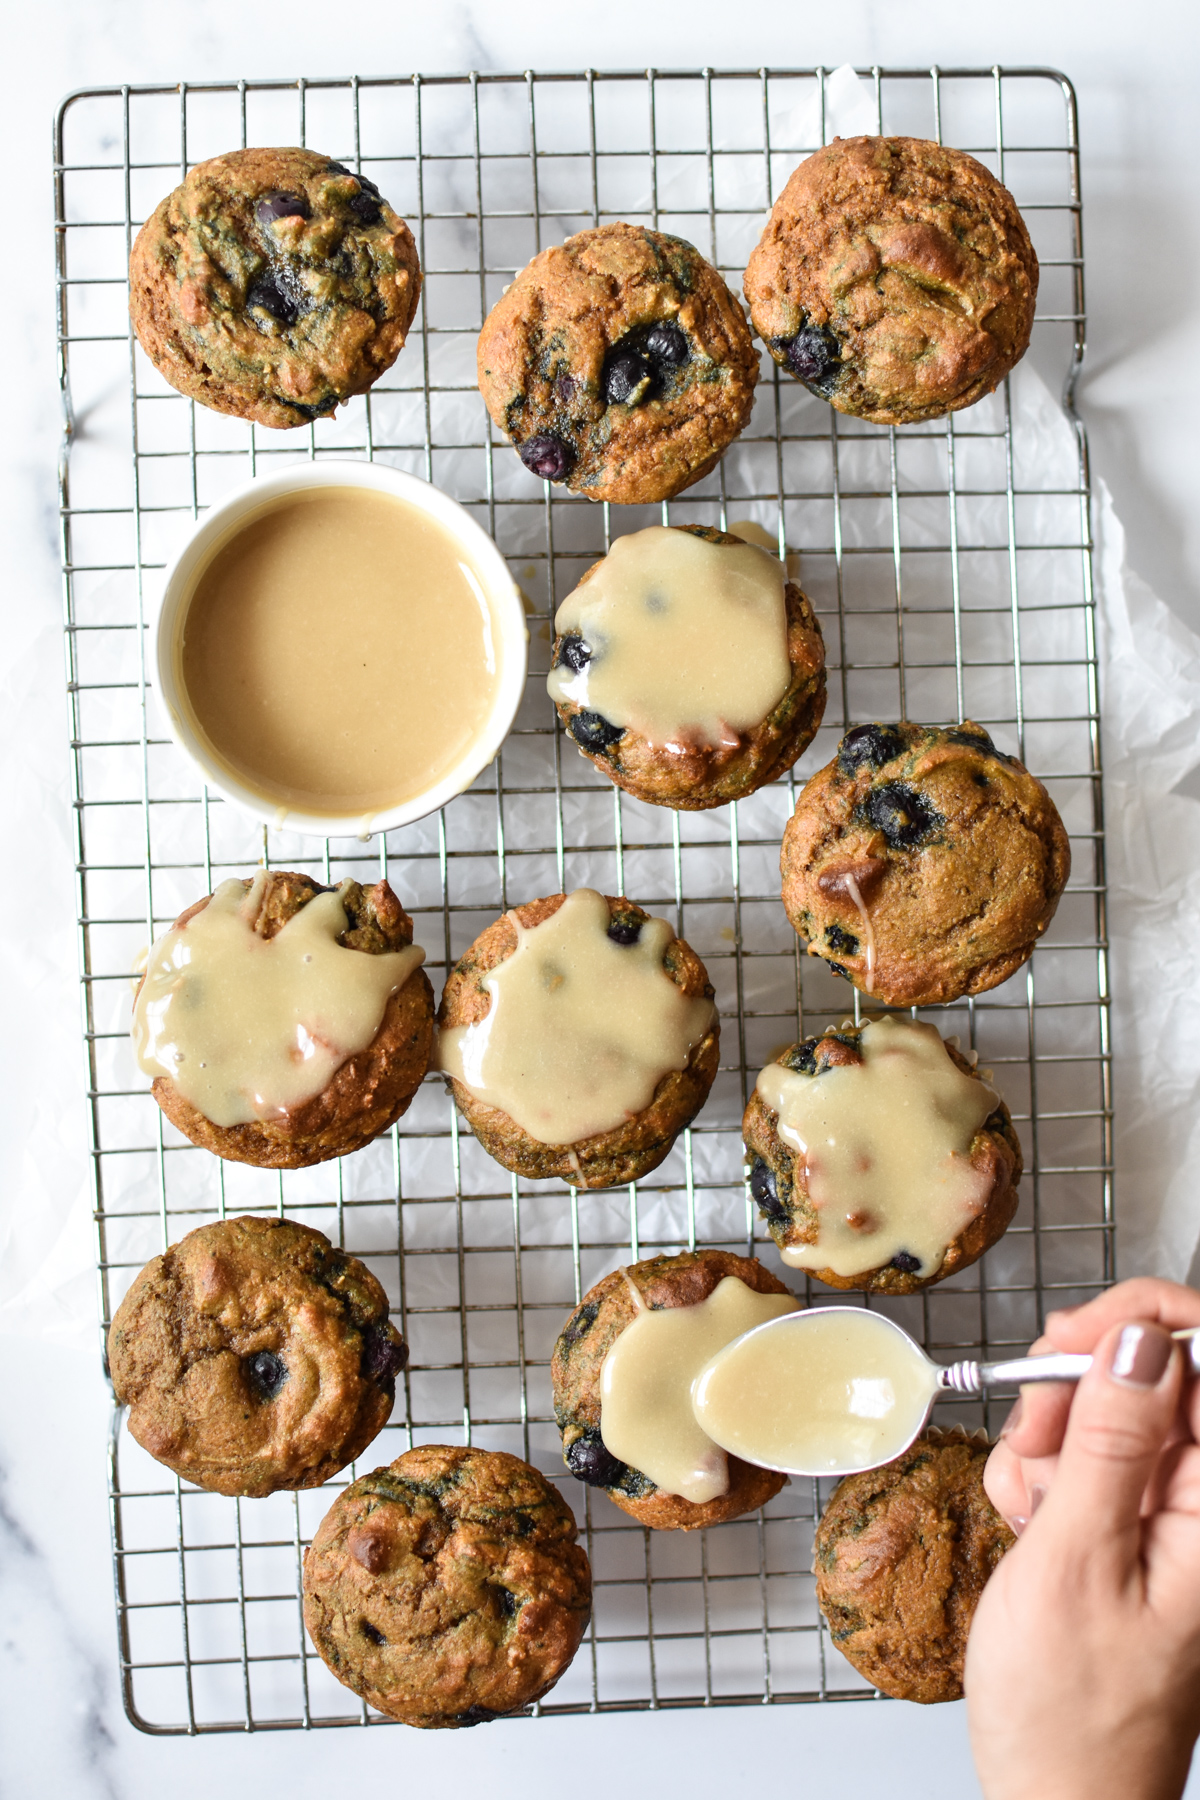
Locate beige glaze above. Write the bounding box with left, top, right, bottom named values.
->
left=179, top=487, right=500, bottom=815
left=756, top=1016, right=998, bottom=1280
left=599, top=1276, right=799, bottom=1501
left=133, top=874, right=425, bottom=1127
left=693, top=1308, right=938, bottom=1474
left=436, top=888, right=715, bottom=1145
left=547, top=526, right=789, bottom=749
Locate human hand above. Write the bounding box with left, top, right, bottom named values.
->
left=965, top=1281, right=1200, bottom=1800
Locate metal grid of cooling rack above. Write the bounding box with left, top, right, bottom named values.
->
left=54, top=64, right=1110, bottom=1734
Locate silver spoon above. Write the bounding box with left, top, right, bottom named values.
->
left=693, top=1307, right=1200, bottom=1482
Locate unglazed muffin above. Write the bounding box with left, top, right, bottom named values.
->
left=549, top=525, right=826, bottom=809
left=780, top=721, right=1071, bottom=1006
left=743, top=1021, right=1022, bottom=1294
left=477, top=223, right=758, bottom=504
left=814, top=1427, right=1015, bottom=1702
left=108, top=1215, right=406, bottom=1497
left=436, top=892, right=719, bottom=1188
left=137, top=871, right=434, bottom=1169
left=744, top=136, right=1038, bottom=424
left=303, top=1445, right=591, bottom=1726
left=551, top=1250, right=792, bottom=1530
left=130, top=147, right=422, bottom=427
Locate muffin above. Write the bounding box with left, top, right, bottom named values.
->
left=129, top=147, right=422, bottom=428
left=436, top=890, right=718, bottom=1188
left=780, top=721, right=1071, bottom=1006
left=814, top=1427, right=1015, bottom=1702
left=743, top=1018, right=1022, bottom=1294
left=108, top=1215, right=406, bottom=1498
left=477, top=222, right=758, bottom=504
left=551, top=1250, right=793, bottom=1530
left=744, top=136, right=1038, bottom=424
left=134, top=870, right=434, bottom=1169
left=548, top=524, right=826, bottom=809
left=303, top=1445, right=591, bottom=1726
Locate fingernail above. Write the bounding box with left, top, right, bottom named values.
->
left=1030, top=1483, right=1047, bottom=1515
left=1008, top=1515, right=1028, bottom=1536
left=999, top=1396, right=1024, bottom=1437
left=1108, top=1322, right=1172, bottom=1388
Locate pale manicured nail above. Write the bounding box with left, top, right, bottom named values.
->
left=1008, top=1515, right=1028, bottom=1536
left=1108, top=1322, right=1172, bottom=1388
left=999, top=1397, right=1024, bottom=1438
left=1030, top=1483, right=1047, bottom=1515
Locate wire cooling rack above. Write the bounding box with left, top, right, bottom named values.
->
left=54, top=64, right=1109, bottom=1733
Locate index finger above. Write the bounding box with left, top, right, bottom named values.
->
left=1044, top=1279, right=1200, bottom=1350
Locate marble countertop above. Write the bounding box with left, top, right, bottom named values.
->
left=5, top=2, right=1200, bottom=1793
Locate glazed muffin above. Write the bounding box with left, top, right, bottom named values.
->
left=549, top=524, right=826, bottom=809
left=743, top=1019, right=1022, bottom=1295
left=814, top=1427, right=1015, bottom=1702
left=478, top=223, right=758, bottom=504
left=130, top=147, right=422, bottom=428
left=303, top=1445, right=591, bottom=1726
left=108, top=1215, right=406, bottom=1498
left=135, top=870, right=434, bottom=1169
left=744, top=136, right=1038, bottom=425
left=436, top=891, right=719, bottom=1188
left=780, top=721, right=1071, bottom=1006
left=551, top=1250, right=793, bottom=1530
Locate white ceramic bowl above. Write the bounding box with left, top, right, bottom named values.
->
left=154, top=460, right=528, bottom=839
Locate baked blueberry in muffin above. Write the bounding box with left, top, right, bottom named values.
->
left=108, top=1215, right=406, bottom=1497
left=130, top=147, right=422, bottom=427
left=477, top=223, right=758, bottom=504
left=779, top=721, right=1070, bottom=1006
left=303, top=1445, right=591, bottom=1726
left=548, top=524, right=826, bottom=810
left=744, top=136, right=1038, bottom=424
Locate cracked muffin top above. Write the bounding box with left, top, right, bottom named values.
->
left=744, top=136, right=1038, bottom=424
left=779, top=721, right=1071, bottom=1007
left=477, top=222, right=758, bottom=504
left=302, top=1444, right=591, bottom=1727
left=108, top=1214, right=406, bottom=1497
left=814, top=1428, right=1014, bottom=1702
left=129, top=147, right=422, bottom=428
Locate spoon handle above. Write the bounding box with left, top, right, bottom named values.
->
left=938, top=1330, right=1200, bottom=1397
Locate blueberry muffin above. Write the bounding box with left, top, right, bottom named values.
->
left=549, top=525, right=826, bottom=809
left=108, top=1215, right=406, bottom=1498
left=140, top=870, right=434, bottom=1169
left=551, top=1250, right=792, bottom=1530
left=814, top=1427, right=1015, bottom=1702
left=303, top=1445, right=591, bottom=1726
left=780, top=722, right=1071, bottom=1006
left=436, top=893, right=719, bottom=1189
left=130, top=147, right=422, bottom=428
left=743, top=1022, right=1022, bottom=1294
left=477, top=223, right=758, bottom=504
left=744, top=137, right=1038, bottom=425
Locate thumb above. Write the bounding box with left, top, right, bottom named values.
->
left=1039, top=1319, right=1181, bottom=1557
